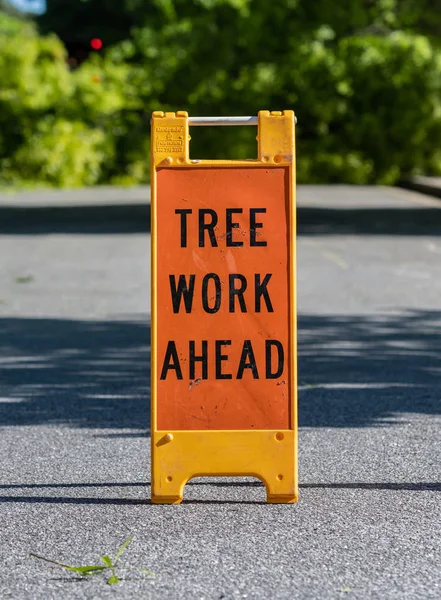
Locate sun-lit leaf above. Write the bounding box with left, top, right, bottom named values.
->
left=114, top=536, right=134, bottom=564
left=107, top=575, right=120, bottom=585
left=65, top=565, right=107, bottom=575
left=100, top=555, right=112, bottom=567
left=30, top=553, right=107, bottom=577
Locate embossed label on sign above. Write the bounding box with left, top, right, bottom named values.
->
left=154, top=128, right=185, bottom=154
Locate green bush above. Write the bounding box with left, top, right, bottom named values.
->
left=0, top=14, right=70, bottom=181
left=295, top=32, right=441, bottom=183
left=1, top=2, right=441, bottom=187
left=0, top=12, right=144, bottom=188
left=114, top=0, right=441, bottom=183
left=11, top=118, right=109, bottom=188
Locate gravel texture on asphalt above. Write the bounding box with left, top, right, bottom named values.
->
left=0, top=185, right=440, bottom=599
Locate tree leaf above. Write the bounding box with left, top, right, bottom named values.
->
left=107, top=575, right=120, bottom=585
left=101, top=555, right=112, bottom=567
left=114, top=536, right=134, bottom=564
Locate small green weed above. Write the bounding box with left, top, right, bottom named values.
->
left=15, top=275, right=34, bottom=284
left=30, top=535, right=153, bottom=585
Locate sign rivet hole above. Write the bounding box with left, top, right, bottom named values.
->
left=277, top=474, right=284, bottom=481
left=274, top=155, right=282, bottom=163
left=166, top=476, right=173, bottom=483
left=165, top=157, right=173, bottom=164
left=275, top=432, right=284, bottom=441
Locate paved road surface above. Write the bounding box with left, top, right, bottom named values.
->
left=0, top=185, right=440, bottom=599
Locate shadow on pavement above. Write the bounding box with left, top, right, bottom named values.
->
left=2, top=481, right=440, bottom=492
left=1, top=204, right=441, bottom=236
left=0, top=480, right=439, bottom=505
left=0, top=310, right=440, bottom=430
left=0, top=496, right=147, bottom=505
left=298, top=309, right=441, bottom=427
left=298, top=206, right=441, bottom=236
left=0, top=318, right=150, bottom=430
left=0, top=205, right=150, bottom=235
left=301, top=482, right=441, bottom=491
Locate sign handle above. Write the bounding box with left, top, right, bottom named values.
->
left=151, top=115, right=297, bottom=127
left=188, top=116, right=258, bottom=126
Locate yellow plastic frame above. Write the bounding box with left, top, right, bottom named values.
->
left=150, top=110, right=297, bottom=504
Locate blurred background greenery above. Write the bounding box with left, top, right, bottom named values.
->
left=0, top=0, right=441, bottom=188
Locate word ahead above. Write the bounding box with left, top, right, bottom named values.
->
left=160, top=339, right=284, bottom=381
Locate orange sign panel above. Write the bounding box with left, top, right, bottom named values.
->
left=151, top=110, right=297, bottom=504
left=157, top=167, right=290, bottom=430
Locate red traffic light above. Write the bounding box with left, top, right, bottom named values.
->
left=90, top=38, right=103, bottom=51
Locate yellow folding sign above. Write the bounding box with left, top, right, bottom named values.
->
left=151, top=110, right=297, bottom=504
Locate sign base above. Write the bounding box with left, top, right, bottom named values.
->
left=151, top=430, right=297, bottom=504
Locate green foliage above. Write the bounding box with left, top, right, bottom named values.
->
left=1, top=1, right=441, bottom=187
left=0, top=12, right=141, bottom=188
left=11, top=118, right=109, bottom=188
left=30, top=535, right=154, bottom=586
left=330, top=33, right=441, bottom=183
left=111, top=0, right=441, bottom=182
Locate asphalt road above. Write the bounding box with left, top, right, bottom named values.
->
left=0, top=185, right=440, bottom=599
